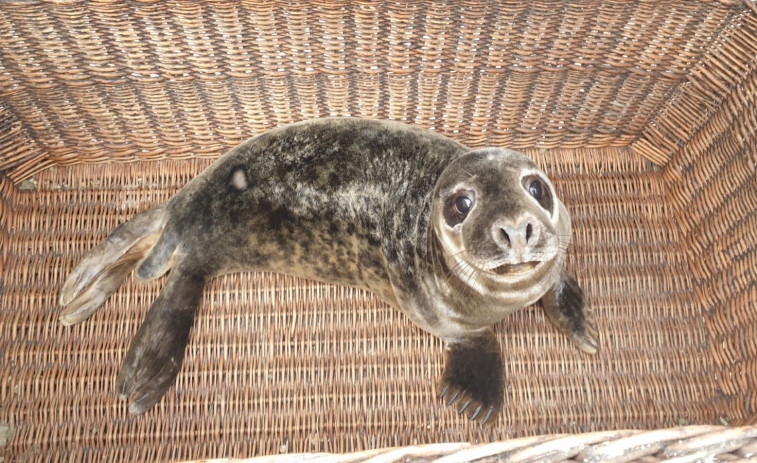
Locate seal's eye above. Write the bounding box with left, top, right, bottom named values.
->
left=522, top=175, right=554, bottom=214
left=528, top=180, right=544, bottom=200
left=443, top=193, right=475, bottom=226
left=454, top=195, right=473, bottom=215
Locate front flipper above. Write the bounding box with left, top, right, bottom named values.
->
left=116, top=270, right=205, bottom=414
left=438, top=329, right=503, bottom=426
left=541, top=271, right=599, bottom=354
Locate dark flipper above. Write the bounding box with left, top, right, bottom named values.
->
left=116, top=270, right=205, bottom=414
left=136, top=226, right=180, bottom=281
left=438, top=329, right=504, bottom=426
left=541, top=271, right=599, bottom=354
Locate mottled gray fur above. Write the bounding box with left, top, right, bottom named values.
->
left=60, top=118, right=598, bottom=424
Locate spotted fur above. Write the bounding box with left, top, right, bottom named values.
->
left=59, top=118, right=598, bottom=423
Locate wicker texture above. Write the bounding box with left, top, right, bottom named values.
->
left=661, top=54, right=757, bottom=428
left=2, top=146, right=754, bottom=460
left=182, top=426, right=757, bottom=462
left=1, top=0, right=757, bottom=462
left=0, top=0, right=752, bottom=183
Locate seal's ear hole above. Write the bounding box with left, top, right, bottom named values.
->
left=521, top=175, right=554, bottom=214
left=443, top=192, right=475, bottom=227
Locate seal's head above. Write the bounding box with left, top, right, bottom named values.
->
left=431, top=148, right=570, bottom=298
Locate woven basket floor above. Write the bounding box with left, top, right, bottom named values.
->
left=0, top=145, right=752, bottom=461
left=2, top=0, right=757, bottom=461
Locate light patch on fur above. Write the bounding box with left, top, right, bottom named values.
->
left=231, top=168, right=249, bottom=191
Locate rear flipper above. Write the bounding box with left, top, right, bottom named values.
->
left=541, top=271, right=600, bottom=354
left=116, top=270, right=205, bottom=414
left=59, top=206, right=168, bottom=325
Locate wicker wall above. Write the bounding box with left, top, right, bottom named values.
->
left=1, top=1, right=752, bottom=182
left=1, top=0, right=756, bottom=461
left=663, top=61, right=757, bottom=426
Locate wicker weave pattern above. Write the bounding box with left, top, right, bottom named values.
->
left=1, top=0, right=757, bottom=461
left=2, top=147, right=751, bottom=461
left=662, top=57, right=757, bottom=427
left=182, top=426, right=757, bottom=462
left=0, top=0, right=749, bottom=183
left=632, top=9, right=757, bottom=164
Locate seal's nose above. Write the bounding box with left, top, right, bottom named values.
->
left=493, top=218, right=539, bottom=258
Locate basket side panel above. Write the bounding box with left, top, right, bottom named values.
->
left=0, top=102, right=53, bottom=179
left=0, top=0, right=746, bottom=184
left=662, top=62, right=757, bottom=426
left=632, top=10, right=757, bottom=165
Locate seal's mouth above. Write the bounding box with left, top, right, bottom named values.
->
left=490, top=261, right=539, bottom=276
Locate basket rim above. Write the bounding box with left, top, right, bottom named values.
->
left=177, top=426, right=757, bottom=463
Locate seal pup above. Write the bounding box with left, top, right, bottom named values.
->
left=59, top=118, right=599, bottom=425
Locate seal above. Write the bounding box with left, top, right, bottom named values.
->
left=59, top=118, right=599, bottom=425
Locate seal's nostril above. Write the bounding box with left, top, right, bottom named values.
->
left=498, top=221, right=534, bottom=251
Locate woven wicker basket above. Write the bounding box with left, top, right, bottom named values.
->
left=1, top=1, right=756, bottom=461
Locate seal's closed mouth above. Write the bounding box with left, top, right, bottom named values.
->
left=491, top=261, right=539, bottom=275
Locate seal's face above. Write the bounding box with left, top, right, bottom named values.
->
left=432, top=148, right=570, bottom=288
